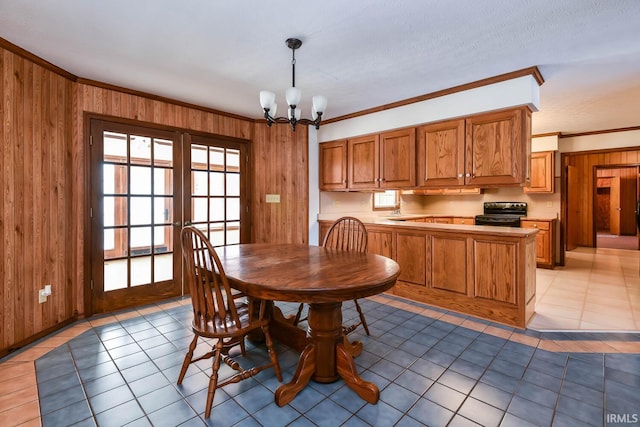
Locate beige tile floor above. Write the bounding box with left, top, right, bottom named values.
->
left=528, top=246, right=640, bottom=331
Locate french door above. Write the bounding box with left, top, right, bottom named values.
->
left=89, top=119, right=248, bottom=314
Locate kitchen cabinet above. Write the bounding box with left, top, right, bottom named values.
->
left=452, top=217, right=475, bottom=225
left=349, top=129, right=416, bottom=190
left=416, top=107, right=531, bottom=189
left=524, top=151, right=555, bottom=193
left=465, top=107, right=531, bottom=187
left=521, top=218, right=556, bottom=269
left=319, top=219, right=538, bottom=327
left=321, top=128, right=416, bottom=191
left=319, top=140, right=348, bottom=191
left=417, top=118, right=465, bottom=187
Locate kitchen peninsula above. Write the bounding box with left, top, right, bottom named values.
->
left=319, top=218, right=538, bottom=328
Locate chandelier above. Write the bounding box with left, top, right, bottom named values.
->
left=259, top=38, right=327, bottom=131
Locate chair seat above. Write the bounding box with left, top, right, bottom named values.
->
left=192, top=302, right=254, bottom=338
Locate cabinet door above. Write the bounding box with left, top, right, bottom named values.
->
left=430, top=235, right=468, bottom=294
left=395, top=231, right=427, bottom=287
left=521, top=220, right=552, bottom=266
left=524, top=151, right=554, bottom=193
left=465, top=108, right=530, bottom=186
left=473, top=239, right=517, bottom=304
left=380, top=128, right=416, bottom=188
left=367, top=228, right=394, bottom=258
left=319, top=140, right=348, bottom=191
left=348, top=134, right=379, bottom=190
left=417, top=119, right=465, bottom=187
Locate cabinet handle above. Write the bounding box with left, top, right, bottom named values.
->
left=533, top=224, right=538, bottom=228
left=465, top=173, right=471, bottom=177
left=458, top=173, right=463, bottom=178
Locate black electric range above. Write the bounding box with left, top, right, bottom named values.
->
left=475, top=202, right=527, bottom=227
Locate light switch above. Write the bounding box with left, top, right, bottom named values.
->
left=266, top=194, right=280, bottom=203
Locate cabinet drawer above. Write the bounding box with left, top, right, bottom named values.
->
left=521, top=220, right=549, bottom=231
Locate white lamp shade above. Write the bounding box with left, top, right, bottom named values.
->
left=312, top=95, right=327, bottom=114
left=286, top=87, right=302, bottom=107
left=312, top=108, right=318, bottom=120
left=288, top=107, right=301, bottom=120
left=260, top=91, right=276, bottom=110
left=270, top=103, right=277, bottom=117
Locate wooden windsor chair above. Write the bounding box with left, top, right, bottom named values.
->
left=294, top=216, right=371, bottom=335
left=178, top=226, right=282, bottom=418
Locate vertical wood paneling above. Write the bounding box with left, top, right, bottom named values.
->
left=250, top=124, right=308, bottom=244
left=1, top=47, right=74, bottom=355
left=565, top=147, right=640, bottom=247
left=2, top=44, right=308, bottom=354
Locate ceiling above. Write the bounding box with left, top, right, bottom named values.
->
left=1, top=0, right=639, bottom=135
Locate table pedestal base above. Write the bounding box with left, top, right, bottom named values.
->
left=274, top=302, right=379, bottom=407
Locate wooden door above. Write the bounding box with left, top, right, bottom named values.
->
left=566, top=165, right=579, bottom=251
left=416, top=119, right=465, bottom=187
left=380, top=128, right=416, bottom=188
left=610, top=176, right=621, bottom=235
left=319, top=140, right=348, bottom=191
left=348, top=134, right=379, bottom=190
left=465, top=108, right=528, bottom=186
left=90, top=120, right=182, bottom=314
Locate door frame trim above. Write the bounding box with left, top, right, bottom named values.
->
left=82, top=113, right=251, bottom=317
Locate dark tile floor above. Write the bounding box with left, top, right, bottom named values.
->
left=33, top=298, right=640, bottom=427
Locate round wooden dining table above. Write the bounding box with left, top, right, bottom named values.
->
left=215, top=243, right=400, bottom=407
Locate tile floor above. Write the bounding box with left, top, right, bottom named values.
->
left=529, top=247, right=640, bottom=331
left=1, top=247, right=639, bottom=427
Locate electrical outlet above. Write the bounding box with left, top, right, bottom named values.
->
left=38, top=289, right=47, bottom=304
left=546, top=201, right=553, bottom=207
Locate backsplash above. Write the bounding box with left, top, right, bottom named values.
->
left=319, top=178, right=561, bottom=220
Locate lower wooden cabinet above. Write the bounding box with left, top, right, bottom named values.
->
left=318, top=219, right=537, bottom=327
left=520, top=219, right=556, bottom=269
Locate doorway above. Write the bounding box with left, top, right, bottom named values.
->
left=88, top=119, right=249, bottom=314
left=594, top=165, right=639, bottom=250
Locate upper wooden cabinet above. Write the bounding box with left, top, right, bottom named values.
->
left=320, top=107, right=531, bottom=191
left=465, top=107, right=531, bottom=187
left=319, top=140, right=348, bottom=191
left=348, top=134, right=380, bottom=190
left=524, top=151, right=555, bottom=193
left=417, top=119, right=465, bottom=187
left=417, top=107, right=531, bottom=189
left=379, top=128, right=416, bottom=188
left=320, top=128, right=416, bottom=191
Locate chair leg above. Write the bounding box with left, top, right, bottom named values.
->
left=354, top=299, right=370, bottom=336
left=262, top=323, right=282, bottom=382
left=177, top=335, right=198, bottom=384
left=205, top=340, right=223, bottom=418
left=293, top=303, right=305, bottom=326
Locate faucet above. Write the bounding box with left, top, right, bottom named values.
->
left=391, top=208, right=401, bottom=216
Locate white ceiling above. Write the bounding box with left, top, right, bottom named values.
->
left=1, top=0, right=639, bottom=135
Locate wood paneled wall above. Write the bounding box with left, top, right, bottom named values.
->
left=1, top=41, right=309, bottom=355
left=1, top=48, right=75, bottom=353
left=563, top=148, right=640, bottom=247
left=251, top=125, right=309, bottom=244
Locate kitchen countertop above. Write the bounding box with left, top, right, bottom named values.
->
left=319, top=216, right=539, bottom=237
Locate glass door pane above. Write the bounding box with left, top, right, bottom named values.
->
left=186, top=136, right=246, bottom=247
